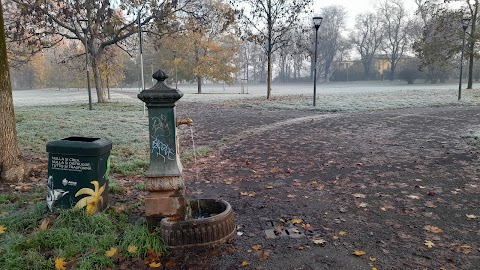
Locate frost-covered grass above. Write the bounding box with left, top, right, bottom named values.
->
left=228, top=88, right=480, bottom=112
left=15, top=103, right=150, bottom=175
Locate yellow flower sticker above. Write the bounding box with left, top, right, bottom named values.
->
left=74, top=181, right=106, bottom=215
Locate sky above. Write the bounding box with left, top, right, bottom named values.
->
left=313, top=0, right=418, bottom=29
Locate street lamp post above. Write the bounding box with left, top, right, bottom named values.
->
left=459, top=17, right=471, bottom=101
left=173, top=50, right=178, bottom=89
left=313, top=16, right=323, bottom=107
left=79, top=19, right=93, bottom=110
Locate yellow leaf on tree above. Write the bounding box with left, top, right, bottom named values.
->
left=105, top=247, right=118, bottom=257
left=55, top=258, right=67, bottom=270
left=424, top=225, right=443, bottom=234
left=352, top=250, right=366, bottom=256
left=241, top=261, right=250, bottom=267
left=149, top=261, right=162, bottom=268
left=424, top=240, right=435, bottom=248
left=127, top=245, right=138, bottom=254
left=0, top=225, right=6, bottom=235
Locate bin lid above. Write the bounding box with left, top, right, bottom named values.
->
left=46, top=137, right=112, bottom=156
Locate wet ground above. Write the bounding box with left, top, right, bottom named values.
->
left=170, top=103, right=480, bottom=270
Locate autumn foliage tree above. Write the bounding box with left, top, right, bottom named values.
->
left=4, top=0, right=193, bottom=103
left=0, top=0, right=26, bottom=182
left=160, top=0, right=240, bottom=93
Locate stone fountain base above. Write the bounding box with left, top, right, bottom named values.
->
left=160, top=199, right=235, bottom=249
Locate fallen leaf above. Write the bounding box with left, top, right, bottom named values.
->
left=271, top=169, right=277, bottom=173
left=0, top=225, right=6, bottom=234
left=149, top=261, right=162, bottom=268
left=252, top=244, right=262, bottom=251
left=357, top=202, right=368, bottom=208
left=461, top=245, right=472, bottom=254
left=55, top=258, right=67, bottom=270
left=248, top=193, right=256, bottom=197
left=302, top=223, right=313, bottom=231
left=369, top=257, right=376, bottom=262
left=297, top=246, right=305, bottom=250
left=128, top=245, right=138, bottom=254
left=372, top=268, right=378, bottom=270
left=424, top=240, right=435, bottom=248
left=241, top=261, right=250, bottom=267
left=39, top=219, right=50, bottom=231
left=339, top=231, right=348, bottom=236
left=165, top=261, right=176, bottom=268
left=424, top=225, right=443, bottom=234
left=265, top=185, right=273, bottom=189
left=291, top=219, right=303, bottom=224
left=352, top=193, right=366, bottom=198
left=407, top=195, right=420, bottom=199
left=292, top=229, right=301, bottom=234
left=105, top=247, right=118, bottom=257
left=424, top=201, right=437, bottom=208
left=287, top=194, right=297, bottom=198
left=466, top=214, right=477, bottom=219
left=259, top=250, right=270, bottom=261
left=332, top=235, right=339, bottom=240
left=313, top=239, right=327, bottom=245
left=352, top=250, right=366, bottom=256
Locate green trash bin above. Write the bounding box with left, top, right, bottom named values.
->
left=46, top=137, right=112, bottom=214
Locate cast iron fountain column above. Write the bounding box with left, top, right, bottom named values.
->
left=138, top=70, right=187, bottom=226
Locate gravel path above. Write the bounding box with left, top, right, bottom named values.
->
left=175, top=104, right=480, bottom=270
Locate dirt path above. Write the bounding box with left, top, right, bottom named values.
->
left=176, top=104, right=480, bottom=270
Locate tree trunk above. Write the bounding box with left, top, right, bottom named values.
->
left=266, top=48, right=271, bottom=97
left=197, top=75, right=202, bottom=94
left=467, top=4, right=478, bottom=89
left=0, top=1, right=26, bottom=182
left=92, top=54, right=108, bottom=103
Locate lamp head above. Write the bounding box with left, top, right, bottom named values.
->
left=462, top=17, right=471, bottom=31
left=313, top=16, right=323, bottom=29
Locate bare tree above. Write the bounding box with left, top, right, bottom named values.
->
left=350, top=13, right=384, bottom=80
left=318, top=5, right=347, bottom=81
left=4, top=0, right=192, bottom=103
left=378, top=0, right=412, bottom=80
left=232, top=0, right=312, bottom=99
left=0, top=0, right=26, bottom=182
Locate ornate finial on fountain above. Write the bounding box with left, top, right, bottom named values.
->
left=138, top=69, right=183, bottom=105
left=152, top=69, right=169, bottom=81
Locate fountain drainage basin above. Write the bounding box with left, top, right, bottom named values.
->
left=160, top=199, right=236, bottom=249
